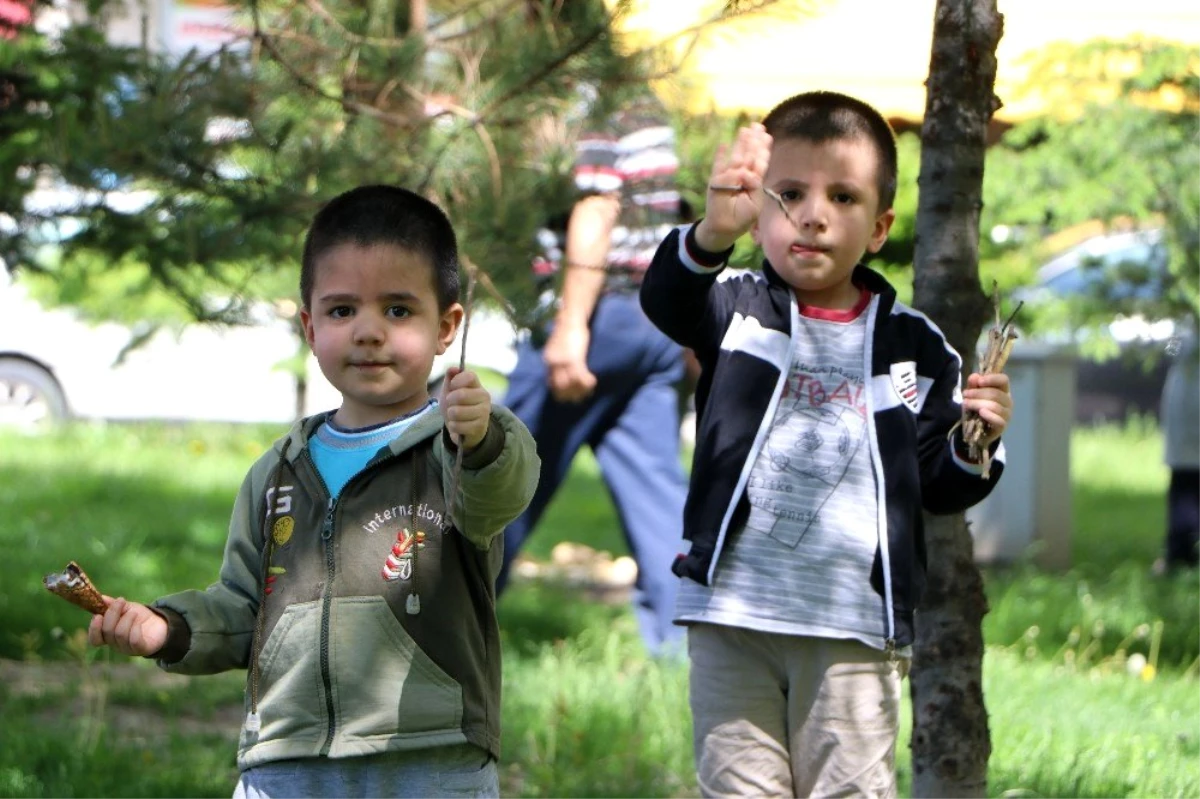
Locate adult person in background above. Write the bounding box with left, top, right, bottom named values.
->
left=1155, top=321, right=1199, bottom=575
left=495, top=91, right=689, bottom=657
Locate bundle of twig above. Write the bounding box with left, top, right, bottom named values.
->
left=957, top=284, right=1022, bottom=479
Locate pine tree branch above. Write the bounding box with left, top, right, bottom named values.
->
left=250, top=4, right=425, bottom=130
left=428, top=0, right=527, bottom=43
left=415, top=20, right=609, bottom=193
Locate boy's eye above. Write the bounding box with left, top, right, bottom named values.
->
left=386, top=305, right=412, bottom=319
left=833, top=192, right=856, bottom=205
left=779, top=189, right=801, bottom=202
left=329, top=306, right=353, bottom=319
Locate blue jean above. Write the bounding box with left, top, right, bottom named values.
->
left=232, top=744, right=497, bottom=798
left=497, top=290, right=688, bottom=654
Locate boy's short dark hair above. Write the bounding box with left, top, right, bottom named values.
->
left=761, top=91, right=898, bottom=213
left=301, top=185, right=460, bottom=311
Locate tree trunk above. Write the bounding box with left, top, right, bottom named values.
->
left=909, top=1, right=1003, bottom=797
left=294, top=372, right=308, bottom=422
left=292, top=322, right=309, bottom=422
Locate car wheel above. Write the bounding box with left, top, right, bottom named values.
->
left=0, top=358, right=69, bottom=427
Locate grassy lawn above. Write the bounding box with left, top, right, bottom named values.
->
left=0, top=419, right=1196, bottom=797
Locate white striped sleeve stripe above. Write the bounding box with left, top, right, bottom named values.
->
left=676, top=224, right=724, bottom=274
left=719, top=312, right=791, bottom=366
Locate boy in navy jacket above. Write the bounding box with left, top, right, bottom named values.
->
left=640, top=91, right=1013, bottom=797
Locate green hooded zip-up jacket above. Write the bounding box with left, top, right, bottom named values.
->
left=150, top=405, right=539, bottom=770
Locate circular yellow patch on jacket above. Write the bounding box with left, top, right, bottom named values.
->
left=272, top=516, right=295, bottom=546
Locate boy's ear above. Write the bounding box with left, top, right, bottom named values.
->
left=866, top=208, right=896, bottom=254
left=300, top=308, right=316, bottom=348
left=437, top=303, right=465, bottom=356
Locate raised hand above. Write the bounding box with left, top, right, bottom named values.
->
left=696, top=123, right=774, bottom=252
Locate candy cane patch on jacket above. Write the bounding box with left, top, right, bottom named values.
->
left=381, top=529, right=426, bottom=581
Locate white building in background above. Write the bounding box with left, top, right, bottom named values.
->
left=37, top=0, right=242, bottom=55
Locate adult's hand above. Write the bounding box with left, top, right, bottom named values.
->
left=543, top=322, right=596, bottom=402
left=547, top=189, right=618, bottom=404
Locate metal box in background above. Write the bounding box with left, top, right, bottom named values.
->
left=967, top=343, right=1077, bottom=570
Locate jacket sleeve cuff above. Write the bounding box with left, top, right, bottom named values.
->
left=951, top=430, right=1001, bottom=475
left=682, top=222, right=734, bottom=273
left=443, top=414, right=506, bottom=471
left=148, top=606, right=192, bottom=665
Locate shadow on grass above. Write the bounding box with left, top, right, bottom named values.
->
left=1068, top=483, right=1167, bottom=575
left=984, top=763, right=1152, bottom=791
left=0, top=464, right=237, bottom=661
left=0, top=720, right=237, bottom=798
left=498, top=582, right=634, bottom=659
left=517, top=450, right=628, bottom=562
left=495, top=448, right=644, bottom=659
left=982, top=481, right=1198, bottom=670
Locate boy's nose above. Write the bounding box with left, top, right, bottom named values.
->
left=353, top=315, right=386, bottom=344
left=797, top=200, right=827, bottom=231
left=801, top=217, right=825, bottom=231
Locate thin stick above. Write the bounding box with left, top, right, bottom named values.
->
left=444, top=267, right=476, bottom=512
left=708, top=183, right=798, bottom=231
left=462, top=255, right=518, bottom=321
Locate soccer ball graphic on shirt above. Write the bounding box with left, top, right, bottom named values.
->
left=764, top=404, right=863, bottom=487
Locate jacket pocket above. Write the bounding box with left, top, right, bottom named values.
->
left=246, top=601, right=326, bottom=749
left=329, top=596, right=464, bottom=742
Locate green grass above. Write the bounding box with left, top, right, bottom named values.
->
left=0, top=419, right=1197, bottom=797
left=983, top=418, right=1199, bottom=671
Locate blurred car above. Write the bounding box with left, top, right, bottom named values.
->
left=0, top=269, right=519, bottom=428
left=0, top=270, right=343, bottom=427
left=1, top=178, right=521, bottom=427
left=1016, top=227, right=1175, bottom=423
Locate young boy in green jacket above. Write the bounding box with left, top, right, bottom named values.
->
left=89, top=185, right=540, bottom=798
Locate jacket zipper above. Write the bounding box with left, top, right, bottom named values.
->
left=307, top=447, right=405, bottom=756
left=317, top=493, right=337, bottom=756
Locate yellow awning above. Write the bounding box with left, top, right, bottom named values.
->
left=615, top=0, right=1200, bottom=121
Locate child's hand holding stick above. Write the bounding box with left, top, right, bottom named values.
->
left=956, top=283, right=1021, bottom=478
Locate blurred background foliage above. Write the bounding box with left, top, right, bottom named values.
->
left=980, top=37, right=1199, bottom=353
left=1, top=0, right=792, bottom=332
left=1, top=4, right=1196, bottom=365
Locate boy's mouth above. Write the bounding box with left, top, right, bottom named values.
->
left=790, top=242, right=830, bottom=256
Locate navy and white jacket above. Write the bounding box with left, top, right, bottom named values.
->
left=640, top=224, right=1005, bottom=648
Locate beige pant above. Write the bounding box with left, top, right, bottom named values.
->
left=687, top=624, right=908, bottom=798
